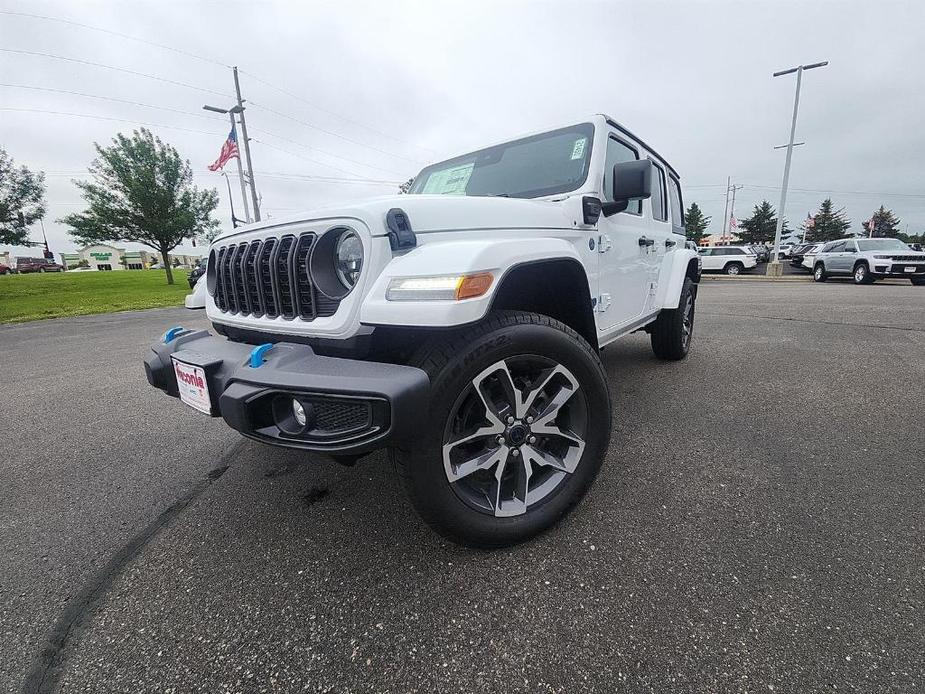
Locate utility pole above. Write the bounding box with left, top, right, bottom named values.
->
left=767, top=60, right=828, bottom=276
left=728, top=183, right=743, bottom=243
left=203, top=105, right=251, bottom=223
left=721, top=176, right=731, bottom=245
left=233, top=67, right=260, bottom=221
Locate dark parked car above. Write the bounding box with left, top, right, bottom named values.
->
left=187, top=259, right=206, bottom=288
left=0, top=263, right=11, bottom=275
left=15, top=257, right=64, bottom=273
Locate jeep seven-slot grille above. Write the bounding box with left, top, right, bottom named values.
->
left=212, top=232, right=341, bottom=321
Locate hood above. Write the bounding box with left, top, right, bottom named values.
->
left=217, top=194, right=581, bottom=242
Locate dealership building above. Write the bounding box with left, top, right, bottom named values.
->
left=60, top=244, right=202, bottom=271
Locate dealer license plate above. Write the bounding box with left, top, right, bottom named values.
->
left=172, top=358, right=212, bottom=415
left=904, top=266, right=917, bottom=273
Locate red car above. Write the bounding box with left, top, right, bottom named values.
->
left=0, top=263, right=11, bottom=275
left=15, top=257, right=64, bottom=273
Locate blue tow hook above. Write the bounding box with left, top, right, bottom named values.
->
left=249, top=343, right=274, bottom=368
left=163, top=326, right=185, bottom=343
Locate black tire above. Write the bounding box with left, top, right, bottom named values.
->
left=912, top=278, right=925, bottom=286
left=39, top=267, right=46, bottom=273
left=724, top=262, right=744, bottom=276
left=651, top=277, right=696, bottom=361
left=392, top=310, right=611, bottom=548
left=813, top=264, right=827, bottom=282
left=853, top=262, right=873, bottom=285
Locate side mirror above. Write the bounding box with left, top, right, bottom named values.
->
left=602, top=159, right=653, bottom=216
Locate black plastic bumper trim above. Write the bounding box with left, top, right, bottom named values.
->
left=144, top=331, right=429, bottom=455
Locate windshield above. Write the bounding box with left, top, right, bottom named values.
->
left=409, top=123, right=594, bottom=199
left=856, top=238, right=910, bottom=251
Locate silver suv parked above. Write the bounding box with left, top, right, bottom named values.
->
left=812, top=238, right=925, bottom=285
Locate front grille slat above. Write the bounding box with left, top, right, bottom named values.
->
left=275, top=236, right=296, bottom=319
left=213, top=231, right=339, bottom=322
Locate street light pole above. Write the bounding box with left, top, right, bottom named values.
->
left=767, top=60, right=828, bottom=276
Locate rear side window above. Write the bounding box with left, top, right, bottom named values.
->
left=650, top=162, right=668, bottom=222
left=667, top=175, right=684, bottom=233
left=830, top=242, right=846, bottom=253
left=603, top=135, right=641, bottom=214
left=725, top=247, right=744, bottom=255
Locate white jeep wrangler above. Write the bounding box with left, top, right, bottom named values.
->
left=145, top=115, right=700, bottom=547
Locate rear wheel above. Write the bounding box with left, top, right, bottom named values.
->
left=853, top=262, right=873, bottom=284
left=651, top=277, right=696, bottom=361
left=392, top=311, right=611, bottom=548
left=724, top=262, right=743, bottom=276
left=813, top=264, right=827, bottom=282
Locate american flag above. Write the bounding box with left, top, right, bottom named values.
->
left=208, top=127, right=239, bottom=172
left=729, top=215, right=738, bottom=230
left=805, top=213, right=815, bottom=228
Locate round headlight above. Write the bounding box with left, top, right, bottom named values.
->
left=334, top=231, right=363, bottom=289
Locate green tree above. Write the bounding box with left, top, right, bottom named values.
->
left=805, top=198, right=851, bottom=242
left=684, top=202, right=711, bottom=244
left=60, top=128, right=219, bottom=285
left=0, top=147, right=47, bottom=247
left=736, top=200, right=787, bottom=244
left=862, top=205, right=901, bottom=238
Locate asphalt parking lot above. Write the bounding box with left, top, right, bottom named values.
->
left=2, top=281, right=923, bottom=693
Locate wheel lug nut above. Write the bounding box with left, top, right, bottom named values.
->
left=496, top=435, right=505, bottom=445
left=526, top=416, right=534, bottom=424
left=511, top=448, right=520, bottom=457
left=506, top=416, right=515, bottom=424
left=529, top=435, right=536, bottom=444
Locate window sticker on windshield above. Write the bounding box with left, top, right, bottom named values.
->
left=570, top=137, right=587, bottom=160
left=421, top=163, right=475, bottom=195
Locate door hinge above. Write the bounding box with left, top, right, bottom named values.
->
left=596, top=293, right=612, bottom=312
left=597, top=234, right=612, bottom=253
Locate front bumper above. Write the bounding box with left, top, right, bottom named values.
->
left=144, top=329, right=429, bottom=455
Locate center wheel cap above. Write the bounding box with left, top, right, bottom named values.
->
left=506, top=422, right=529, bottom=446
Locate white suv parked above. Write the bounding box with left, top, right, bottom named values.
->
left=698, top=245, right=758, bottom=275
left=144, top=115, right=700, bottom=547
left=812, top=237, right=925, bottom=284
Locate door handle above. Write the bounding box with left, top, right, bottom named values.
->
left=638, top=236, right=654, bottom=247
left=665, top=239, right=677, bottom=248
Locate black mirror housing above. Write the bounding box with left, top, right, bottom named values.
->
left=602, top=159, right=653, bottom=216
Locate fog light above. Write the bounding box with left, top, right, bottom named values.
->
left=293, top=399, right=306, bottom=427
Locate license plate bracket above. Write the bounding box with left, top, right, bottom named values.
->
left=172, top=356, right=216, bottom=415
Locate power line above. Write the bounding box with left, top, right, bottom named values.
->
left=240, top=70, right=437, bottom=157
left=0, top=48, right=231, bottom=99
left=252, top=127, right=409, bottom=178
left=0, top=10, right=231, bottom=68
left=2, top=10, right=434, bottom=161
left=253, top=138, right=381, bottom=179
left=0, top=83, right=224, bottom=122
left=0, top=108, right=225, bottom=136
left=247, top=99, right=424, bottom=166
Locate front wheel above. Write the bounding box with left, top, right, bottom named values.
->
left=393, top=311, right=611, bottom=548
left=853, top=262, right=873, bottom=284
left=813, top=264, right=827, bottom=282
left=651, top=277, right=696, bottom=360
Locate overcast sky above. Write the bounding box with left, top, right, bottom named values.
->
left=2, top=0, right=924, bottom=257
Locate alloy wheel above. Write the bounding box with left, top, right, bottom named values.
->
left=442, top=356, right=588, bottom=518
left=682, top=294, right=694, bottom=349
